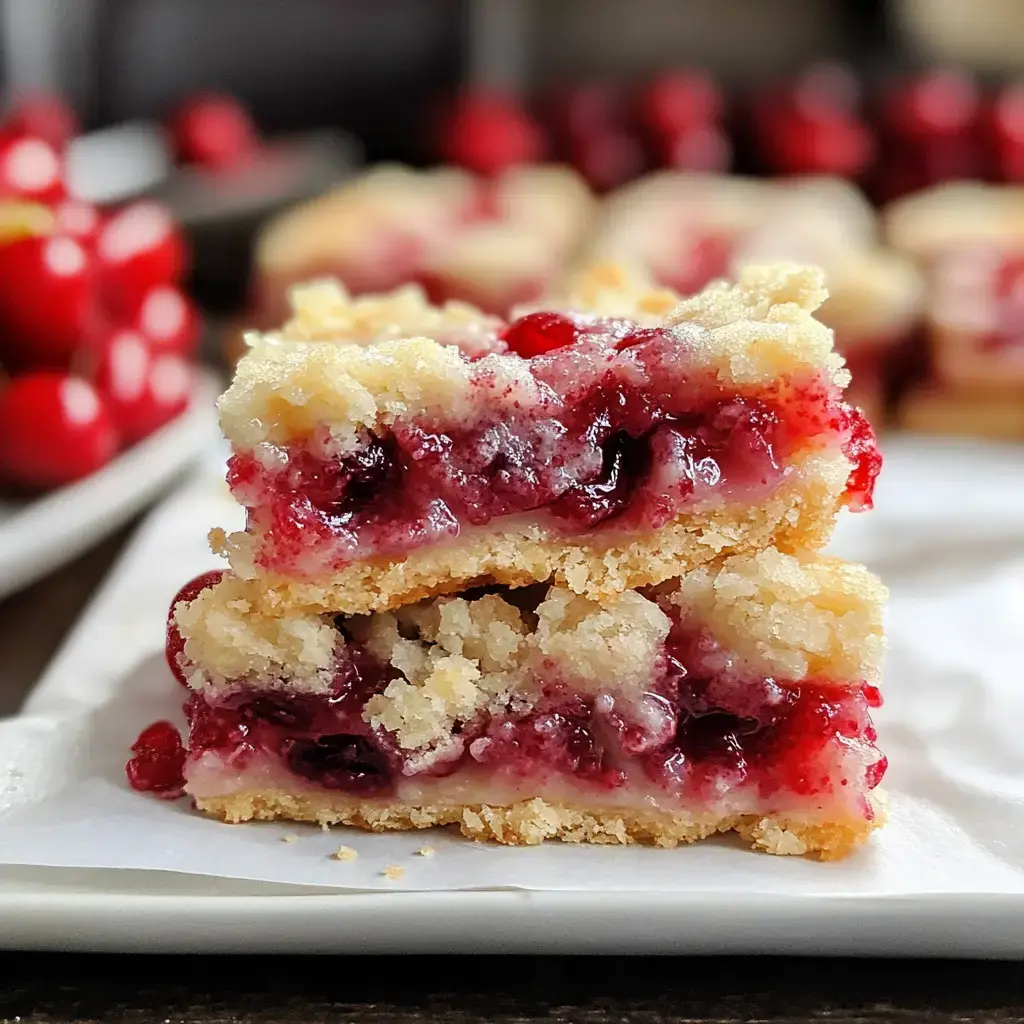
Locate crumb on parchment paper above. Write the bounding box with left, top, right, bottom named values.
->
left=383, top=865, right=405, bottom=880
left=416, top=846, right=435, bottom=857
left=332, top=845, right=358, bottom=862
left=281, top=833, right=299, bottom=843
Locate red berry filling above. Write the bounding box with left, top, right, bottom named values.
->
left=130, top=600, right=885, bottom=812
left=229, top=318, right=875, bottom=576
left=125, top=720, right=186, bottom=798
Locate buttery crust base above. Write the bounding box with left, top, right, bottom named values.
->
left=196, top=789, right=885, bottom=861
left=215, top=454, right=848, bottom=616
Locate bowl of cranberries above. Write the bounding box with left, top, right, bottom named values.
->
left=0, top=94, right=218, bottom=600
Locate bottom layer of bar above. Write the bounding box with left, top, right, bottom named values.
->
left=196, top=790, right=886, bottom=860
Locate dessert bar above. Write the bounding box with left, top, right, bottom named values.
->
left=214, top=263, right=880, bottom=616
left=129, top=546, right=887, bottom=859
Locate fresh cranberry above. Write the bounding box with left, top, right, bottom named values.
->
left=0, top=234, right=98, bottom=370
left=125, top=720, right=186, bottom=798
left=284, top=734, right=394, bottom=795
left=167, top=93, right=259, bottom=171
left=2, top=93, right=79, bottom=150
left=547, top=81, right=626, bottom=142
left=54, top=199, right=102, bottom=248
left=132, top=284, right=201, bottom=356
left=93, top=328, right=192, bottom=444
left=165, top=570, right=225, bottom=688
left=882, top=69, right=980, bottom=141
left=764, top=113, right=875, bottom=178
left=96, top=201, right=187, bottom=317
left=0, top=131, right=64, bottom=203
left=570, top=129, right=646, bottom=191
left=439, top=91, right=546, bottom=176
left=789, top=61, right=862, bottom=120
left=657, top=123, right=732, bottom=172
left=841, top=405, right=882, bottom=512
left=0, top=373, right=117, bottom=490
left=638, top=70, right=723, bottom=138
left=502, top=311, right=579, bottom=358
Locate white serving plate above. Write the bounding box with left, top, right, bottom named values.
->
left=0, top=371, right=219, bottom=601
left=1, top=435, right=1024, bottom=955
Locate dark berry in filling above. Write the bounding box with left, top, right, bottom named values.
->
left=284, top=735, right=393, bottom=795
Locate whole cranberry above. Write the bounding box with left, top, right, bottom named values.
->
left=132, top=284, right=201, bottom=356
left=547, top=81, right=625, bottom=142
left=96, top=201, right=187, bottom=317
left=0, top=372, right=118, bottom=490
left=167, top=92, right=259, bottom=171
left=0, top=234, right=98, bottom=370
left=570, top=129, right=646, bottom=191
left=503, top=311, right=578, bottom=358
left=882, top=69, right=980, bottom=141
left=54, top=199, right=102, bottom=248
left=0, top=131, right=64, bottom=204
left=638, top=70, right=723, bottom=138
left=657, top=123, right=732, bottom=172
left=2, top=92, right=79, bottom=150
left=764, top=113, right=875, bottom=179
left=439, top=91, right=547, bottom=176
left=92, top=328, right=192, bottom=444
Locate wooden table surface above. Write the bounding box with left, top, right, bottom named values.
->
left=1, top=532, right=1022, bottom=1024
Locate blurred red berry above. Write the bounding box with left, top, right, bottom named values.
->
left=0, top=372, right=118, bottom=490
left=439, top=92, right=546, bottom=176
left=882, top=69, right=980, bottom=140
left=657, top=123, right=732, bottom=172
left=0, top=131, right=64, bottom=204
left=2, top=93, right=79, bottom=150
left=96, top=201, right=187, bottom=316
left=54, top=199, right=102, bottom=248
left=0, top=234, right=98, bottom=370
left=168, top=93, right=259, bottom=171
left=93, top=328, right=192, bottom=444
left=570, top=129, right=645, bottom=191
left=132, top=284, right=201, bottom=356
left=547, top=82, right=625, bottom=141
left=638, top=70, right=722, bottom=138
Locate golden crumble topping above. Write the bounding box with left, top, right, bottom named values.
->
left=219, top=262, right=847, bottom=452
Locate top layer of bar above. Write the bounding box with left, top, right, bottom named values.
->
left=213, top=263, right=877, bottom=615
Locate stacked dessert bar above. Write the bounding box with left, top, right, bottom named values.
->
left=129, top=262, right=889, bottom=859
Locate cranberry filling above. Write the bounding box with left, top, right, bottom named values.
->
left=131, top=602, right=885, bottom=808
left=232, top=315, right=880, bottom=574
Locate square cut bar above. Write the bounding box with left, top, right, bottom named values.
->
left=214, top=263, right=881, bottom=617
left=130, top=547, right=888, bottom=859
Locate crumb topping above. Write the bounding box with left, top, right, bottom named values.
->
left=219, top=262, right=848, bottom=451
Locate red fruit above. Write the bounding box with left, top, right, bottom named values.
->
left=96, top=201, right=187, bottom=316
left=133, top=284, right=201, bottom=356
left=570, top=130, right=645, bottom=191
left=0, top=234, right=97, bottom=370
left=502, top=311, right=578, bottom=358
left=638, top=70, right=722, bottom=138
left=657, top=123, right=732, bottom=172
left=93, top=328, right=192, bottom=444
left=165, top=570, right=225, bottom=688
left=3, top=93, right=79, bottom=150
left=765, top=114, right=875, bottom=178
left=789, top=61, right=861, bottom=121
left=548, top=82, right=625, bottom=141
left=0, top=131, right=64, bottom=204
left=882, top=69, right=980, bottom=140
left=0, top=372, right=118, bottom=490
left=54, top=199, right=102, bottom=247
left=439, top=92, right=546, bottom=176
left=125, top=720, right=186, bottom=797
left=167, top=92, right=259, bottom=171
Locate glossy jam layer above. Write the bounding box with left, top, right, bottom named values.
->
left=129, top=613, right=886, bottom=810
left=228, top=315, right=878, bottom=575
